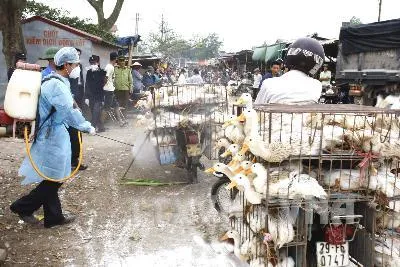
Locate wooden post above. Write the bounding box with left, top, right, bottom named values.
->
left=378, top=0, right=382, bottom=22
left=127, top=43, right=134, bottom=67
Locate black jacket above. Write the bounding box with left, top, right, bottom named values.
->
left=85, top=68, right=106, bottom=102
left=69, top=63, right=85, bottom=104
left=7, top=67, right=15, bottom=81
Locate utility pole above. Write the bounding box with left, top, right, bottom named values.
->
left=161, top=14, right=165, bottom=42
left=134, top=13, right=139, bottom=53
left=378, top=0, right=382, bottom=22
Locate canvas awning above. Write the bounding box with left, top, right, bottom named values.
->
left=252, top=46, right=267, bottom=61
left=264, top=43, right=286, bottom=63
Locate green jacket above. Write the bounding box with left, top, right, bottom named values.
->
left=114, top=66, right=132, bottom=91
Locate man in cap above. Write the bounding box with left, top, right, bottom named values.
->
left=114, top=55, right=133, bottom=110
left=10, top=47, right=95, bottom=228
left=252, top=68, right=262, bottom=99
left=319, top=63, right=332, bottom=87
left=255, top=37, right=325, bottom=104
left=104, top=52, right=126, bottom=127
left=131, top=62, right=144, bottom=95
left=85, top=55, right=106, bottom=132
left=40, top=47, right=60, bottom=79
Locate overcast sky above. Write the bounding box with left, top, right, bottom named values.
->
left=37, top=0, right=400, bottom=52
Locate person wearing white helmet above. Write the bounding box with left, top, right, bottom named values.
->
left=255, top=37, right=325, bottom=105
left=10, top=47, right=95, bottom=228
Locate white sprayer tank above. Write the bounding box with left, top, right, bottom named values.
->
left=4, top=63, right=42, bottom=121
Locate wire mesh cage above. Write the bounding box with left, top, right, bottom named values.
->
left=151, top=84, right=229, bottom=165
left=212, top=104, right=400, bottom=266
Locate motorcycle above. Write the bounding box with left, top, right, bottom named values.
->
left=210, top=150, right=239, bottom=213
left=319, top=84, right=341, bottom=104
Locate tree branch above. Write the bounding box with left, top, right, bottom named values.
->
left=102, top=0, right=124, bottom=30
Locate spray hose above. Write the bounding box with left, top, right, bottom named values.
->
left=24, top=126, right=82, bottom=183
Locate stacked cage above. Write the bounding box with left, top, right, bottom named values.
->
left=213, top=104, right=400, bottom=266
left=151, top=84, right=228, bottom=182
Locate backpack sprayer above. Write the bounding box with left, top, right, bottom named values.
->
left=4, top=62, right=83, bottom=182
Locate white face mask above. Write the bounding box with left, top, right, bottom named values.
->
left=69, top=65, right=81, bottom=79
left=90, top=65, right=99, bottom=71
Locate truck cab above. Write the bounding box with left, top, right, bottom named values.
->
left=335, top=19, right=400, bottom=106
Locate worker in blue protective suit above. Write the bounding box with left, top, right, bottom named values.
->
left=10, top=47, right=96, bottom=228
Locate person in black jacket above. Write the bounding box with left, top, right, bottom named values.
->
left=85, top=55, right=106, bottom=132
left=68, top=48, right=87, bottom=170
left=69, top=48, right=85, bottom=107
left=7, top=52, right=27, bottom=81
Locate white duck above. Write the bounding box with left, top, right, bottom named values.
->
left=214, top=138, right=232, bottom=153
left=221, top=143, right=241, bottom=158
left=228, top=174, right=265, bottom=204
left=251, top=163, right=268, bottom=194
left=241, top=136, right=291, bottom=163
left=233, top=160, right=254, bottom=176
left=220, top=230, right=258, bottom=262
left=234, top=93, right=253, bottom=109
left=223, top=115, right=245, bottom=144
left=237, top=108, right=259, bottom=137
left=205, top=162, right=235, bottom=180
left=228, top=151, right=247, bottom=169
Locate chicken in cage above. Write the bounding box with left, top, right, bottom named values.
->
left=140, top=84, right=228, bottom=183
left=205, top=103, right=400, bottom=266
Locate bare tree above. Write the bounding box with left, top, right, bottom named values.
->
left=86, top=0, right=124, bottom=31
left=0, top=0, right=27, bottom=69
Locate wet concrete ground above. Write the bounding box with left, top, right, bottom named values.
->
left=0, top=112, right=242, bottom=266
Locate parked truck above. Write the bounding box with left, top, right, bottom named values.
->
left=335, top=18, right=400, bottom=106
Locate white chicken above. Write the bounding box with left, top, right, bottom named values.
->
left=267, top=209, right=295, bottom=249
left=368, top=167, right=400, bottom=198
left=249, top=258, right=273, bottom=267
left=246, top=205, right=268, bottom=233
left=375, top=234, right=400, bottom=267
left=377, top=210, right=400, bottom=230
left=248, top=163, right=326, bottom=200
left=277, top=252, right=296, bottom=267
left=323, top=169, right=365, bottom=190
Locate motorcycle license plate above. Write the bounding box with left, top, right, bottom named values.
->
left=316, top=242, right=349, bottom=267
